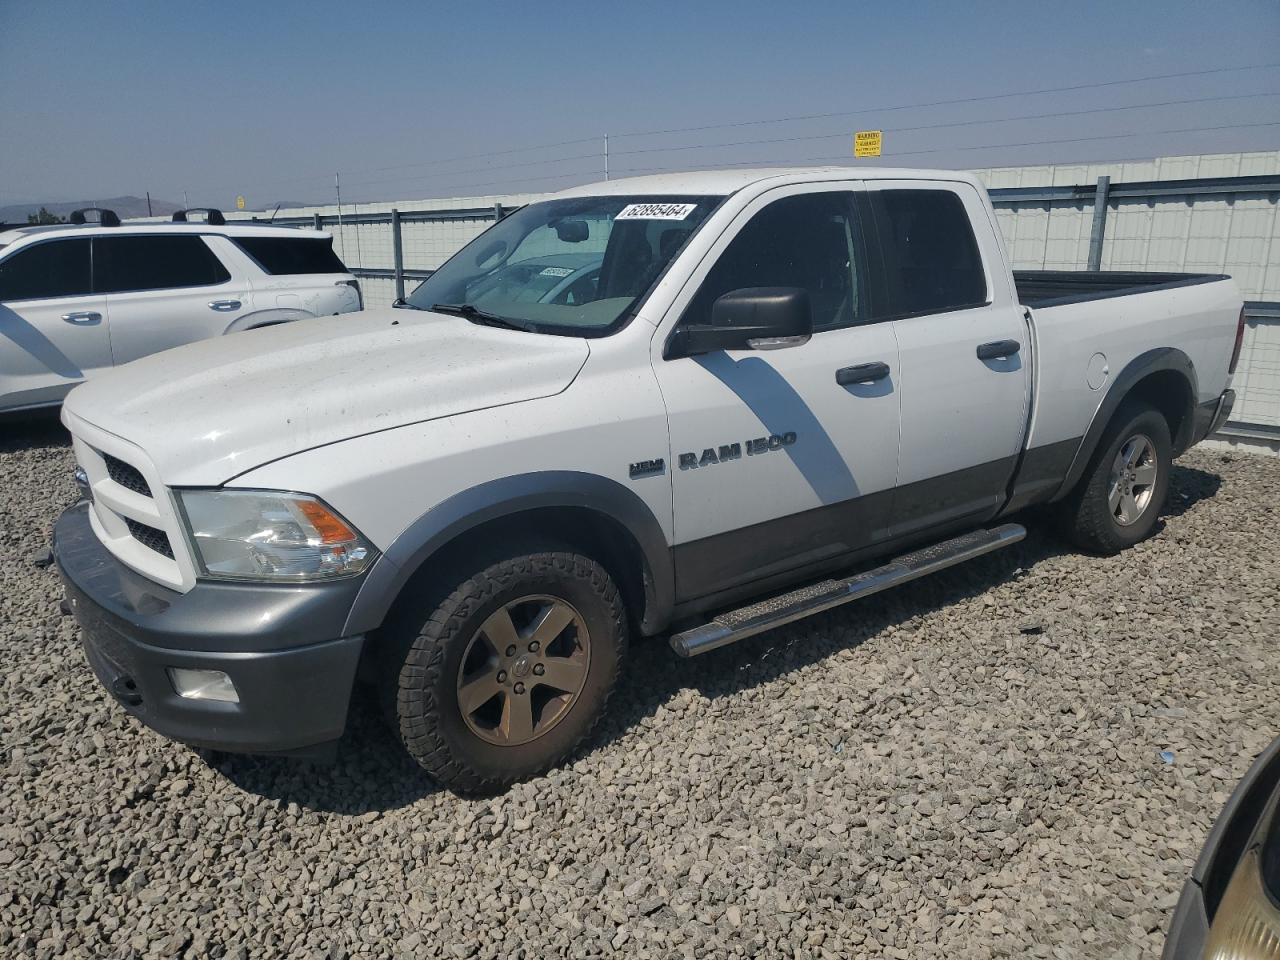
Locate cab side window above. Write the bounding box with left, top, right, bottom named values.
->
left=93, top=236, right=230, bottom=294
left=868, top=189, right=987, bottom=318
left=0, top=239, right=92, bottom=301
left=683, top=192, right=864, bottom=333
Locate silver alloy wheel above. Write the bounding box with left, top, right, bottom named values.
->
left=455, top=595, right=590, bottom=747
left=1108, top=433, right=1158, bottom=526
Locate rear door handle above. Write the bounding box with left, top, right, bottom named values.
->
left=836, top=361, right=890, bottom=385
left=61, top=311, right=102, bottom=325
left=976, top=339, right=1020, bottom=361
left=208, top=299, right=242, bottom=312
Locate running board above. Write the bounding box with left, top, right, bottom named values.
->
left=669, top=523, right=1026, bottom=657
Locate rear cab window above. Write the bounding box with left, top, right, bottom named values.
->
left=865, top=188, right=988, bottom=318
left=231, top=236, right=349, bottom=275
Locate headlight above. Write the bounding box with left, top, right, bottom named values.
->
left=177, top=489, right=372, bottom=581
left=1204, top=849, right=1280, bottom=960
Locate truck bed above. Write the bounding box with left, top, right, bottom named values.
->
left=1014, top=270, right=1228, bottom=308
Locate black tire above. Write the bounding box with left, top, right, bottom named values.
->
left=1058, top=401, right=1172, bottom=554
left=383, top=548, right=626, bottom=794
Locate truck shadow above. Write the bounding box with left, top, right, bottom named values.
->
left=209, top=462, right=1221, bottom=811
left=591, top=461, right=1223, bottom=753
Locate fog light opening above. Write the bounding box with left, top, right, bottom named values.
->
left=167, top=667, right=239, bottom=703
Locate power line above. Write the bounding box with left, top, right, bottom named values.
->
left=339, top=93, right=1279, bottom=197
left=608, top=120, right=1280, bottom=178
left=194, top=61, right=1280, bottom=198
left=608, top=91, right=1280, bottom=159
left=607, top=61, right=1280, bottom=140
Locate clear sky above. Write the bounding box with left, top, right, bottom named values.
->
left=2, top=0, right=1278, bottom=209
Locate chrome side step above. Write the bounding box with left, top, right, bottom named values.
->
left=669, top=523, right=1026, bottom=657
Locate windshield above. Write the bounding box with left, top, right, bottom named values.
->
left=407, top=195, right=722, bottom=335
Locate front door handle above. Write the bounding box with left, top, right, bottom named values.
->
left=208, top=299, right=242, bottom=312
left=61, top=311, right=102, bottom=325
left=976, top=339, right=1020, bottom=361
left=836, top=361, right=890, bottom=385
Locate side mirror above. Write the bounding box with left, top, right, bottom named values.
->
left=671, top=287, right=813, bottom=358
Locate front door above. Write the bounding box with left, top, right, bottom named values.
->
left=0, top=237, right=112, bottom=410
left=654, top=185, right=902, bottom=603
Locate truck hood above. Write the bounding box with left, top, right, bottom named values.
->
left=63, top=308, right=589, bottom=485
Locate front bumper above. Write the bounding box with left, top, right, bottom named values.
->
left=54, top=502, right=367, bottom=755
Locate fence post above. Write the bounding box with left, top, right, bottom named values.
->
left=391, top=208, right=405, bottom=303
left=493, top=202, right=504, bottom=221
left=1087, top=175, right=1110, bottom=271
left=312, top=212, right=322, bottom=232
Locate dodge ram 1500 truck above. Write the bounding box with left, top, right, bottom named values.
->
left=53, top=167, right=1243, bottom=792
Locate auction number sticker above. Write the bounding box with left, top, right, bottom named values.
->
left=539, top=266, right=575, bottom=277
left=616, top=202, right=698, bottom=220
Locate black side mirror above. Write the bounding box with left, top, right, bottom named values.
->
left=670, top=287, right=813, bottom=358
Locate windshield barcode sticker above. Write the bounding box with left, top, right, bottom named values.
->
left=539, top=266, right=575, bottom=278
left=616, top=202, right=698, bottom=221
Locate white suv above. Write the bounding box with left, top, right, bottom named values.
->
left=0, top=208, right=361, bottom=413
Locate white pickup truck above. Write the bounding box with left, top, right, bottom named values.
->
left=53, top=167, right=1242, bottom=792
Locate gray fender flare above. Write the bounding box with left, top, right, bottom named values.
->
left=1050, top=346, right=1197, bottom=502
left=342, top=471, right=675, bottom=637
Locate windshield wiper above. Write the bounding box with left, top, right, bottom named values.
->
left=431, top=303, right=533, bottom=331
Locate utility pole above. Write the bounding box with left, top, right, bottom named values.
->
left=183, top=190, right=189, bottom=210
left=604, top=133, right=609, bottom=181
left=334, top=172, right=345, bottom=259
left=145, top=191, right=152, bottom=217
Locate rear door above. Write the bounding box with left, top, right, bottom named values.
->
left=656, top=184, right=903, bottom=602
left=864, top=182, right=1030, bottom=535
left=95, top=234, right=245, bottom=364
left=228, top=235, right=360, bottom=315
left=0, top=237, right=111, bottom=410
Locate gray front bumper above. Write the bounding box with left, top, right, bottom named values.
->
left=54, top=502, right=367, bottom=755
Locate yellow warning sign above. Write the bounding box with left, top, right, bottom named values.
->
left=235, top=195, right=246, bottom=210
left=854, top=130, right=882, bottom=158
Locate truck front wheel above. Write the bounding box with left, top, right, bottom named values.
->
left=384, top=548, right=626, bottom=793
left=1058, top=401, right=1172, bottom=554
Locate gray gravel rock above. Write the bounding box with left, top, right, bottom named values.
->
left=2, top=419, right=1278, bottom=958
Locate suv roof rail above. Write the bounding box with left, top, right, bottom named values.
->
left=69, top=208, right=121, bottom=227
left=172, top=208, right=226, bottom=225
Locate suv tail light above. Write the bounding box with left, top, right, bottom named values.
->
left=1229, top=305, right=1246, bottom=375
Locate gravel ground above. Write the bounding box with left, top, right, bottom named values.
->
left=3, top=417, right=1279, bottom=959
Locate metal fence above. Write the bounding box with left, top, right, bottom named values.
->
left=229, top=172, right=1280, bottom=441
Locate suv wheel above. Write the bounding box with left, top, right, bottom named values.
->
left=384, top=548, right=626, bottom=793
left=1058, top=401, right=1172, bottom=554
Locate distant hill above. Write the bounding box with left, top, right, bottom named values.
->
left=0, top=195, right=183, bottom=223
left=0, top=195, right=321, bottom=225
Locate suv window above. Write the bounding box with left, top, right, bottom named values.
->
left=232, top=236, right=348, bottom=275
left=0, top=238, right=92, bottom=301
left=683, top=192, right=863, bottom=333
left=94, top=235, right=230, bottom=293
left=868, top=189, right=987, bottom=317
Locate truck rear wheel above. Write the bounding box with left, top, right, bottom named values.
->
left=385, top=548, right=626, bottom=793
left=1058, top=401, right=1172, bottom=554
